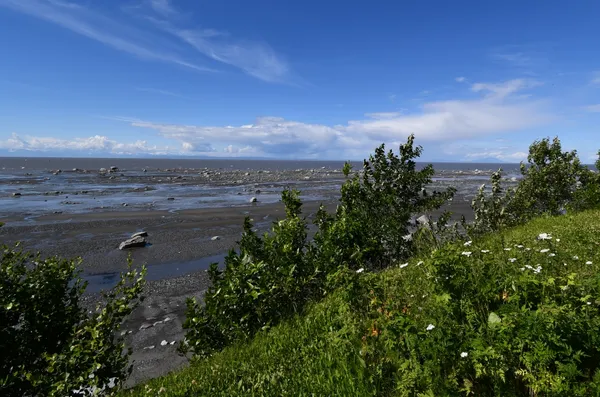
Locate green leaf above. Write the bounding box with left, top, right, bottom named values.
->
left=488, top=312, right=502, bottom=327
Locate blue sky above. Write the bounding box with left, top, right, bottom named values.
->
left=1, top=0, right=600, bottom=162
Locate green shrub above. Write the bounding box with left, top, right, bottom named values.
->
left=319, top=135, right=455, bottom=271
left=181, top=189, right=319, bottom=357
left=509, top=137, right=593, bottom=221
left=0, top=245, right=145, bottom=396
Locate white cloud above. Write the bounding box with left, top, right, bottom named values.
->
left=591, top=71, right=600, bottom=85
left=471, top=79, right=541, bottom=100
left=584, top=104, right=600, bottom=112
left=0, top=0, right=292, bottom=83
left=0, top=0, right=212, bottom=72
left=464, top=150, right=528, bottom=162
left=156, top=24, right=290, bottom=83
left=455, top=77, right=466, bottom=83
left=0, top=133, right=184, bottom=155
left=1, top=78, right=554, bottom=158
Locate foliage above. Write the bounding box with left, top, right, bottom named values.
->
left=509, top=137, right=593, bottom=221
left=124, top=209, right=600, bottom=396
left=0, top=245, right=145, bottom=396
left=181, top=135, right=456, bottom=358
left=181, top=189, right=318, bottom=357
left=322, top=134, right=455, bottom=271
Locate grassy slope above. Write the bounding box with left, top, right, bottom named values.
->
left=120, top=210, right=600, bottom=396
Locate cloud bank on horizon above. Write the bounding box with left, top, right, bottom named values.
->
left=1, top=0, right=600, bottom=162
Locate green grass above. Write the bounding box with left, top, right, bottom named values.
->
left=120, top=209, right=600, bottom=396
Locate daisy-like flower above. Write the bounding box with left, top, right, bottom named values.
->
left=556, top=239, right=561, bottom=242
left=464, top=241, right=473, bottom=246
left=481, top=249, right=490, bottom=253
left=460, top=352, right=468, bottom=358
left=586, top=261, right=593, bottom=265
left=525, top=248, right=531, bottom=251
left=538, top=233, right=552, bottom=240
left=516, top=245, right=524, bottom=249
left=573, top=256, right=579, bottom=260
left=462, top=251, right=472, bottom=257
left=587, top=302, right=592, bottom=305
left=549, top=253, right=556, bottom=257
left=504, top=248, right=512, bottom=251
left=400, top=263, right=408, bottom=269
left=417, top=261, right=424, bottom=266
left=508, top=258, right=517, bottom=263
left=426, top=324, right=435, bottom=331
left=540, top=249, right=550, bottom=253
left=356, top=268, right=364, bottom=273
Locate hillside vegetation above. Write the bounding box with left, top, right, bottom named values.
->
left=3, top=135, right=600, bottom=396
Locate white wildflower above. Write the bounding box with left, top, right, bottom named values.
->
left=525, top=247, right=531, bottom=251
left=586, top=261, right=593, bottom=265
left=520, top=267, right=525, bottom=271
left=464, top=241, right=472, bottom=246
left=481, top=249, right=490, bottom=253
left=400, top=263, right=409, bottom=269
left=587, top=302, right=592, bottom=305
left=556, top=239, right=561, bottom=242
left=573, top=256, right=579, bottom=260
left=356, top=268, right=364, bottom=273
left=460, top=352, right=468, bottom=358
left=538, top=233, right=552, bottom=240
left=540, top=249, right=550, bottom=253
left=516, top=245, right=524, bottom=249
left=417, top=261, right=424, bottom=266
left=462, top=251, right=472, bottom=257
left=549, top=253, right=556, bottom=257
left=426, top=324, right=435, bottom=331
left=504, top=248, right=512, bottom=251
left=508, top=258, right=517, bottom=263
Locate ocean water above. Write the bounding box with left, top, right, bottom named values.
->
left=0, top=157, right=521, bottom=173
left=0, top=157, right=523, bottom=220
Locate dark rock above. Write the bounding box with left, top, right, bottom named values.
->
left=12, top=192, right=21, bottom=197
left=119, top=236, right=146, bottom=250
left=255, top=189, right=261, bottom=194
left=167, top=197, right=175, bottom=201
left=110, top=166, right=119, bottom=172
left=250, top=197, right=258, bottom=203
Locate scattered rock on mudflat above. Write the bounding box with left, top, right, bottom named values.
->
left=211, top=236, right=221, bottom=241
left=110, top=166, right=119, bottom=172
left=160, top=340, right=168, bottom=346
left=167, top=197, right=175, bottom=201
left=119, top=236, right=146, bottom=250
left=12, top=192, right=21, bottom=197
left=139, top=323, right=153, bottom=330
left=99, top=168, right=107, bottom=173
left=131, top=231, right=148, bottom=238
left=250, top=196, right=258, bottom=203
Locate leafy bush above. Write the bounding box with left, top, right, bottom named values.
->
left=319, top=135, right=455, bottom=271
left=510, top=137, right=593, bottom=221
left=0, top=245, right=145, bottom=396
left=181, top=189, right=319, bottom=357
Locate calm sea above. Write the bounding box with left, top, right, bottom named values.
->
left=0, top=157, right=521, bottom=173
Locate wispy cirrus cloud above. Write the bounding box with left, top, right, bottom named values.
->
left=0, top=0, right=213, bottom=72
left=0, top=0, right=292, bottom=83
left=590, top=71, right=600, bottom=85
